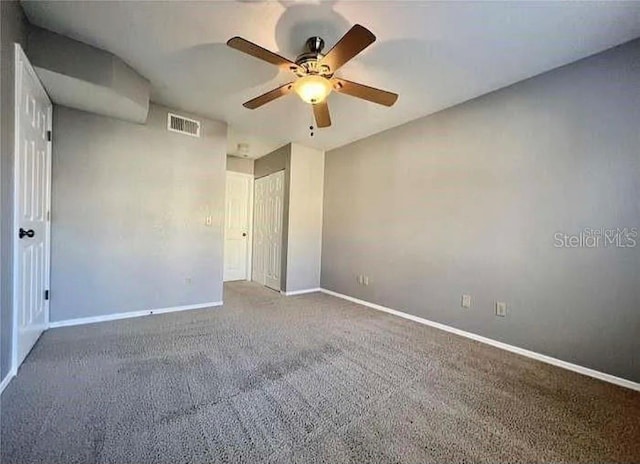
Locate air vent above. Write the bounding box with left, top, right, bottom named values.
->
left=167, top=113, right=200, bottom=137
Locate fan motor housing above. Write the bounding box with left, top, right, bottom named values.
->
left=295, top=36, right=331, bottom=77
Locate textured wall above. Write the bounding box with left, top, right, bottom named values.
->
left=0, top=0, right=27, bottom=381
left=226, top=156, right=254, bottom=175
left=254, top=144, right=291, bottom=290
left=286, top=144, right=324, bottom=293
left=51, top=104, right=226, bottom=321
left=322, top=39, right=640, bottom=382
left=254, top=145, right=289, bottom=179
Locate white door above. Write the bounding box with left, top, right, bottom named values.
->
left=13, top=44, right=52, bottom=370
left=224, top=172, right=252, bottom=281
left=252, top=171, right=284, bottom=291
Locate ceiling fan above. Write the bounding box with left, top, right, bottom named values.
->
left=227, top=24, right=398, bottom=129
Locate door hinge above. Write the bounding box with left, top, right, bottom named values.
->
left=44, top=290, right=50, bottom=300
left=47, top=130, right=52, bottom=142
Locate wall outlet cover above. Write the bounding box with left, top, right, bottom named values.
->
left=461, top=294, right=471, bottom=308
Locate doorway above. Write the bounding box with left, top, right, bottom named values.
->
left=252, top=170, right=284, bottom=291
left=223, top=172, right=253, bottom=281
left=12, top=44, right=52, bottom=372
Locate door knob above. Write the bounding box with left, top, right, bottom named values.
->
left=242, top=232, right=247, bottom=237
left=19, top=228, right=35, bottom=239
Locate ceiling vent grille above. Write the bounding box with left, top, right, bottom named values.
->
left=167, top=112, right=200, bottom=137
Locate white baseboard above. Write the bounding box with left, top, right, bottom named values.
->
left=49, top=301, right=223, bottom=329
left=281, top=288, right=321, bottom=296
left=319, top=288, right=640, bottom=392
left=0, top=371, right=15, bottom=395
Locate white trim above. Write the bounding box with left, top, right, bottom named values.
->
left=246, top=174, right=254, bottom=282
left=48, top=301, right=223, bottom=329
left=281, top=288, right=321, bottom=296
left=319, top=288, right=640, bottom=392
left=225, top=172, right=254, bottom=179
left=44, top=102, right=52, bottom=326
left=11, top=43, right=22, bottom=381
left=0, top=372, right=16, bottom=396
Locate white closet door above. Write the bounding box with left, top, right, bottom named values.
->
left=264, top=171, right=284, bottom=290
left=252, top=170, right=284, bottom=290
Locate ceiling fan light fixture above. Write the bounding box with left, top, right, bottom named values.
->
left=293, top=75, right=332, bottom=104
left=227, top=25, right=398, bottom=129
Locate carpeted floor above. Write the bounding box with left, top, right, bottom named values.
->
left=2, top=281, right=639, bottom=463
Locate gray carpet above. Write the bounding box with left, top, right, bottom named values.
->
left=2, top=281, right=639, bottom=463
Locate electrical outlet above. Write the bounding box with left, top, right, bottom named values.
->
left=363, top=276, right=369, bottom=286
left=461, top=294, right=471, bottom=309
left=495, top=301, right=507, bottom=317
left=357, top=275, right=363, bottom=285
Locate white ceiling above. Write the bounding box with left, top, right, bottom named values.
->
left=227, top=126, right=286, bottom=159
left=22, top=1, right=640, bottom=156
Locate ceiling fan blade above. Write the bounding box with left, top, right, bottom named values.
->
left=227, top=37, right=300, bottom=72
left=319, top=24, right=375, bottom=73
left=313, top=101, right=331, bottom=128
left=332, top=78, right=398, bottom=107
left=243, top=82, right=294, bottom=109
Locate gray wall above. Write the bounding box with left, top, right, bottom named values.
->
left=226, top=156, right=254, bottom=175
left=322, top=39, right=640, bottom=382
left=254, top=145, right=290, bottom=179
left=254, top=144, right=291, bottom=290
left=51, top=104, right=227, bottom=321
left=0, top=0, right=27, bottom=381
left=286, top=144, right=324, bottom=292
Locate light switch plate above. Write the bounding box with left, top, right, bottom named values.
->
left=461, top=294, right=471, bottom=309
left=495, top=301, right=507, bottom=317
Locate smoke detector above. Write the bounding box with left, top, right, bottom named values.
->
left=231, top=143, right=250, bottom=158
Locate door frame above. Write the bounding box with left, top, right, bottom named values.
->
left=224, top=171, right=254, bottom=282
left=11, top=43, right=52, bottom=376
